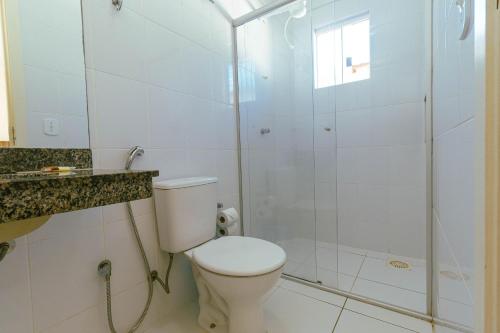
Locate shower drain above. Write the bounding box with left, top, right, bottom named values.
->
left=388, top=260, right=411, bottom=270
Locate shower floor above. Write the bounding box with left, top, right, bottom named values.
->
left=279, top=239, right=428, bottom=313
left=278, top=238, right=474, bottom=328
left=145, top=279, right=458, bottom=333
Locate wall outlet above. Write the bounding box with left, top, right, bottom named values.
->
left=43, top=118, right=60, bottom=136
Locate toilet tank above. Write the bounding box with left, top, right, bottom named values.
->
left=154, top=177, right=218, bottom=253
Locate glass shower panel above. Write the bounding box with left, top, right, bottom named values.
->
left=310, top=0, right=339, bottom=290
left=332, top=0, right=428, bottom=312
left=237, top=3, right=324, bottom=283
left=433, top=0, right=475, bottom=327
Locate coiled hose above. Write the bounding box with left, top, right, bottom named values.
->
left=97, top=147, right=173, bottom=333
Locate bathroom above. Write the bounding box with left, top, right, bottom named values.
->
left=0, top=0, right=497, bottom=332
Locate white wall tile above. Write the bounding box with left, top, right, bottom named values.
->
left=183, top=43, right=215, bottom=100
left=142, top=0, right=184, bottom=35
left=144, top=22, right=187, bottom=92
left=91, top=71, right=150, bottom=149
left=147, top=149, right=188, bottom=181
left=149, top=87, right=188, bottom=149
left=39, top=306, right=107, bottom=333
left=103, top=213, right=158, bottom=295
left=28, top=208, right=102, bottom=244
left=83, top=1, right=146, bottom=81
left=29, top=227, right=105, bottom=332
left=0, top=237, right=33, bottom=333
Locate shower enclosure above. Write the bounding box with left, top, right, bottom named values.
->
left=237, top=0, right=429, bottom=311
left=233, top=0, right=475, bottom=331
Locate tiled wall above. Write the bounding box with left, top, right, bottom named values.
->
left=312, top=0, right=427, bottom=259
left=433, top=0, right=475, bottom=327
left=0, top=0, right=238, bottom=332
left=14, top=0, right=89, bottom=148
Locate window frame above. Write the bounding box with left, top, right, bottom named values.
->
left=313, top=12, right=370, bottom=89
left=0, top=0, right=13, bottom=146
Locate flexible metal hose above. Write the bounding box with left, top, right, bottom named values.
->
left=99, top=146, right=170, bottom=333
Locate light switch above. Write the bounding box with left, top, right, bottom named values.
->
left=43, top=118, right=60, bottom=136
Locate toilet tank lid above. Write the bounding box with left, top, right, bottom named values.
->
left=154, top=177, right=218, bottom=190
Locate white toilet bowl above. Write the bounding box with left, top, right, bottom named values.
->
left=153, top=178, right=287, bottom=332
left=186, top=236, right=286, bottom=333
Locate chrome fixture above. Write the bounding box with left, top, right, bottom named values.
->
left=284, top=1, right=308, bottom=49
left=98, top=146, right=169, bottom=333
left=112, top=0, right=123, bottom=11
left=125, top=146, right=144, bottom=170
left=0, top=242, right=10, bottom=263
left=0, top=240, right=15, bottom=263
left=456, top=0, right=472, bottom=40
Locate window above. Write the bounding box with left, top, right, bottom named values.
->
left=314, top=14, right=370, bottom=89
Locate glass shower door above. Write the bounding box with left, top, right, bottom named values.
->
left=330, top=0, right=428, bottom=313
left=237, top=2, right=324, bottom=283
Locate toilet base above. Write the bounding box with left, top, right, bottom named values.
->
left=196, top=266, right=283, bottom=333
left=227, top=300, right=266, bottom=333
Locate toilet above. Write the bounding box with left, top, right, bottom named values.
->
left=153, top=177, right=286, bottom=333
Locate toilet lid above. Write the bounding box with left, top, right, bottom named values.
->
left=192, top=236, right=287, bottom=277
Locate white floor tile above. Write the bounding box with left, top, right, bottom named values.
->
left=277, top=238, right=315, bottom=263
left=438, top=269, right=473, bottom=305
left=280, top=280, right=346, bottom=307
left=344, top=299, right=432, bottom=333
left=284, top=259, right=303, bottom=275
left=316, top=246, right=338, bottom=271
left=145, top=302, right=211, bottom=333
left=265, top=278, right=285, bottom=301
left=316, top=241, right=338, bottom=250
left=292, top=254, right=318, bottom=280
left=358, top=257, right=426, bottom=293
left=265, top=287, right=342, bottom=333
left=339, top=251, right=366, bottom=276
left=316, top=267, right=338, bottom=288
left=433, top=325, right=463, bottom=333
left=338, top=274, right=356, bottom=292
left=316, top=267, right=356, bottom=292
left=352, top=278, right=426, bottom=313
left=334, top=309, right=416, bottom=333
left=145, top=282, right=454, bottom=333
left=339, top=245, right=368, bottom=256
left=317, top=247, right=365, bottom=276
left=366, top=249, right=392, bottom=260
left=437, top=298, right=474, bottom=328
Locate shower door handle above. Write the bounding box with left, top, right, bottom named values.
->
left=456, top=0, right=473, bottom=40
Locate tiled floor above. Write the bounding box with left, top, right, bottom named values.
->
left=280, top=239, right=429, bottom=313
left=280, top=239, right=474, bottom=328
left=146, top=279, right=459, bottom=333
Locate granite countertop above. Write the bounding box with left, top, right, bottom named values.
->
left=0, top=168, right=157, bottom=183
left=0, top=168, right=159, bottom=223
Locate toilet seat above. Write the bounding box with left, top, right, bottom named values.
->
left=192, top=236, right=286, bottom=277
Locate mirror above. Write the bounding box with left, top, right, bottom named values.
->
left=0, top=0, right=89, bottom=148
